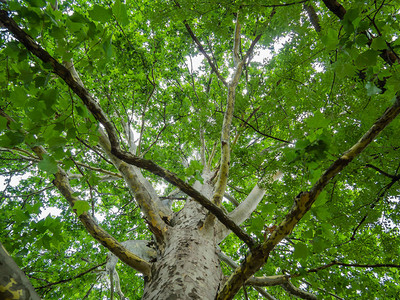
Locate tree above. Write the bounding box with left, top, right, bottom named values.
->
left=1, top=0, right=400, bottom=298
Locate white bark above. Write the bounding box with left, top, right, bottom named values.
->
left=215, top=171, right=283, bottom=243
left=142, top=177, right=222, bottom=299
left=106, top=240, right=157, bottom=300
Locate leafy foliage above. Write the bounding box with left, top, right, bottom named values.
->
left=1, top=0, right=400, bottom=299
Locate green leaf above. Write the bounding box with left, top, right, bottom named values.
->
left=334, top=61, right=356, bottom=78
left=11, top=87, right=27, bottom=107
left=73, top=200, right=91, bottom=216
left=13, top=209, right=30, bottom=222
left=102, top=35, right=113, bottom=61
left=355, top=50, right=379, bottom=67
left=0, top=117, right=8, bottom=132
left=250, top=216, right=264, bottom=234
left=314, top=190, right=328, bottom=207
left=37, top=154, right=58, bottom=174
left=0, top=131, right=25, bottom=147
left=113, top=0, right=129, bottom=26
left=313, top=236, right=328, bottom=253
left=293, top=242, right=309, bottom=259
left=371, top=37, right=387, bottom=50
left=365, top=82, right=381, bottom=96
left=306, top=111, right=330, bottom=129
left=29, top=0, right=46, bottom=7
left=89, top=5, right=112, bottom=23
left=321, top=29, right=338, bottom=51
left=41, top=88, right=58, bottom=109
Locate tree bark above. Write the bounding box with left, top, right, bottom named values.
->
left=142, top=180, right=223, bottom=299
left=142, top=200, right=223, bottom=299
left=0, top=242, right=41, bottom=300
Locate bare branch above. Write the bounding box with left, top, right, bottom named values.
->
left=216, top=171, right=283, bottom=242
left=183, top=21, right=228, bottom=86
left=36, top=262, right=106, bottom=290
left=97, top=129, right=171, bottom=240
left=230, top=111, right=291, bottom=143
left=172, top=0, right=227, bottom=85
left=224, top=193, right=240, bottom=207
left=304, top=260, right=400, bottom=274
left=281, top=281, right=317, bottom=300
left=365, top=163, right=396, bottom=179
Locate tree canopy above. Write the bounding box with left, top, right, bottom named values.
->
left=1, top=0, right=400, bottom=299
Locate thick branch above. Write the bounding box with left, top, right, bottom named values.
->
left=216, top=187, right=263, bottom=241
left=217, top=95, right=400, bottom=299
left=0, top=242, right=41, bottom=300
left=219, top=250, right=315, bottom=299
left=321, top=0, right=346, bottom=20
left=97, top=129, right=170, bottom=240
left=68, top=57, right=169, bottom=234
left=211, top=30, right=263, bottom=209
left=216, top=171, right=283, bottom=242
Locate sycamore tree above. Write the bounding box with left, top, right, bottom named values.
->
left=1, top=0, right=400, bottom=299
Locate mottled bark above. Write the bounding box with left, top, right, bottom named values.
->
left=0, top=242, right=41, bottom=300
left=142, top=181, right=223, bottom=299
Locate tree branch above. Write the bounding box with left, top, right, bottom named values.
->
left=322, top=0, right=399, bottom=65
left=302, top=260, right=400, bottom=275
left=36, top=262, right=106, bottom=290
left=179, top=12, right=228, bottom=86
left=217, top=95, right=400, bottom=299
left=215, top=171, right=282, bottom=243
left=0, top=242, right=41, bottom=300
left=97, top=129, right=171, bottom=241
left=219, top=249, right=316, bottom=299
left=281, top=281, right=317, bottom=300
left=365, top=163, right=396, bottom=179
left=31, top=145, right=152, bottom=276
left=0, top=10, right=257, bottom=251
left=303, top=4, right=321, bottom=32
left=321, top=0, right=346, bottom=20
left=233, top=12, right=241, bottom=67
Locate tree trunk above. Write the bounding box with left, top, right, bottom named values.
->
left=142, top=199, right=223, bottom=300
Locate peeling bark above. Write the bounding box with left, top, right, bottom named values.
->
left=142, top=182, right=223, bottom=299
